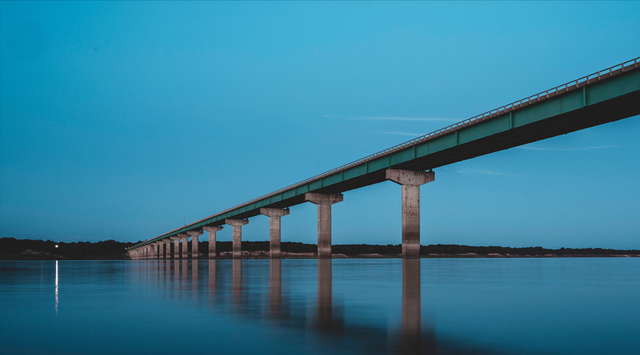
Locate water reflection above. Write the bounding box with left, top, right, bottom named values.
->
left=232, top=259, right=242, bottom=303
left=317, top=259, right=344, bottom=334
left=152, top=259, right=431, bottom=354
left=137, top=259, right=563, bottom=355
left=208, top=259, right=216, bottom=299
left=269, top=259, right=281, bottom=316
left=4, top=259, right=635, bottom=355
left=54, top=260, right=59, bottom=316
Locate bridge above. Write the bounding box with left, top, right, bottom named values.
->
left=128, top=58, right=640, bottom=260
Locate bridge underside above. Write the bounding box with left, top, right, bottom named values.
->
left=130, top=61, right=640, bottom=254
left=241, top=90, right=640, bottom=215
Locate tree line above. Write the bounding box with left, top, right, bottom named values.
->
left=1, top=237, right=637, bottom=260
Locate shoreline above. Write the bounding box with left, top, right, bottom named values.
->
left=2, top=238, right=638, bottom=260
left=2, top=253, right=638, bottom=261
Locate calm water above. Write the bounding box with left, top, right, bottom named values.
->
left=1, top=258, right=638, bottom=355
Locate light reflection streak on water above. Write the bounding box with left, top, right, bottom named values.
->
left=54, top=260, right=58, bottom=316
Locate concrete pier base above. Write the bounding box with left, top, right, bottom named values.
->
left=203, top=226, right=223, bottom=259
left=260, top=208, right=290, bottom=259
left=386, top=169, right=435, bottom=259
left=187, top=231, right=202, bottom=259
left=225, top=219, right=249, bottom=259
left=305, top=193, right=343, bottom=259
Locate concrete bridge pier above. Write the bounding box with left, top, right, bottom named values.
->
left=170, top=236, right=181, bottom=259
left=203, top=226, right=223, bottom=259
left=225, top=219, right=249, bottom=259
left=260, top=208, right=290, bottom=259
left=178, top=233, right=189, bottom=259
left=386, top=169, right=435, bottom=259
left=305, top=193, right=343, bottom=259
left=187, top=231, right=202, bottom=259
left=163, top=240, right=170, bottom=259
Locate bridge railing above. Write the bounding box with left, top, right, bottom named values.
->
left=132, top=57, right=639, bottom=249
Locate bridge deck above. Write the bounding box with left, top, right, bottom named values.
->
left=131, top=58, right=640, bottom=250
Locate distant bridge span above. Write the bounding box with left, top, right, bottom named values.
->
left=129, top=58, right=640, bottom=259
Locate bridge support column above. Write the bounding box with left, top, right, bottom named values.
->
left=170, top=236, right=181, bottom=259
left=178, top=233, right=189, bottom=259
left=386, top=169, right=435, bottom=259
left=203, top=226, right=223, bottom=259
left=163, top=241, right=170, bottom=259
left=260, top=208, right=290, bottom=259
left=225, top=219, right=249, bottom=259
left=305, top=193, right=343, bottom=259
left=187, top=231, right=202, bottom=259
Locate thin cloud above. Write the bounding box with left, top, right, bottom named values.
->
left=374, top=131, right=425, bottom=137
left=323, top=114, right=459, bottom=123
left=456, top=169, right=518, bottom=177
left=518, top=144, right=628, bottom=152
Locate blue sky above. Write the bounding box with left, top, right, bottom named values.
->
left=1, top=1, right=638, bottom=249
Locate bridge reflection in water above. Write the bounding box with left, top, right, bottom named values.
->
left=137, top=259, right=512, bottom=355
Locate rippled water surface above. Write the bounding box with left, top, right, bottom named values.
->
left=1, top=258, right=638, bottom=355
